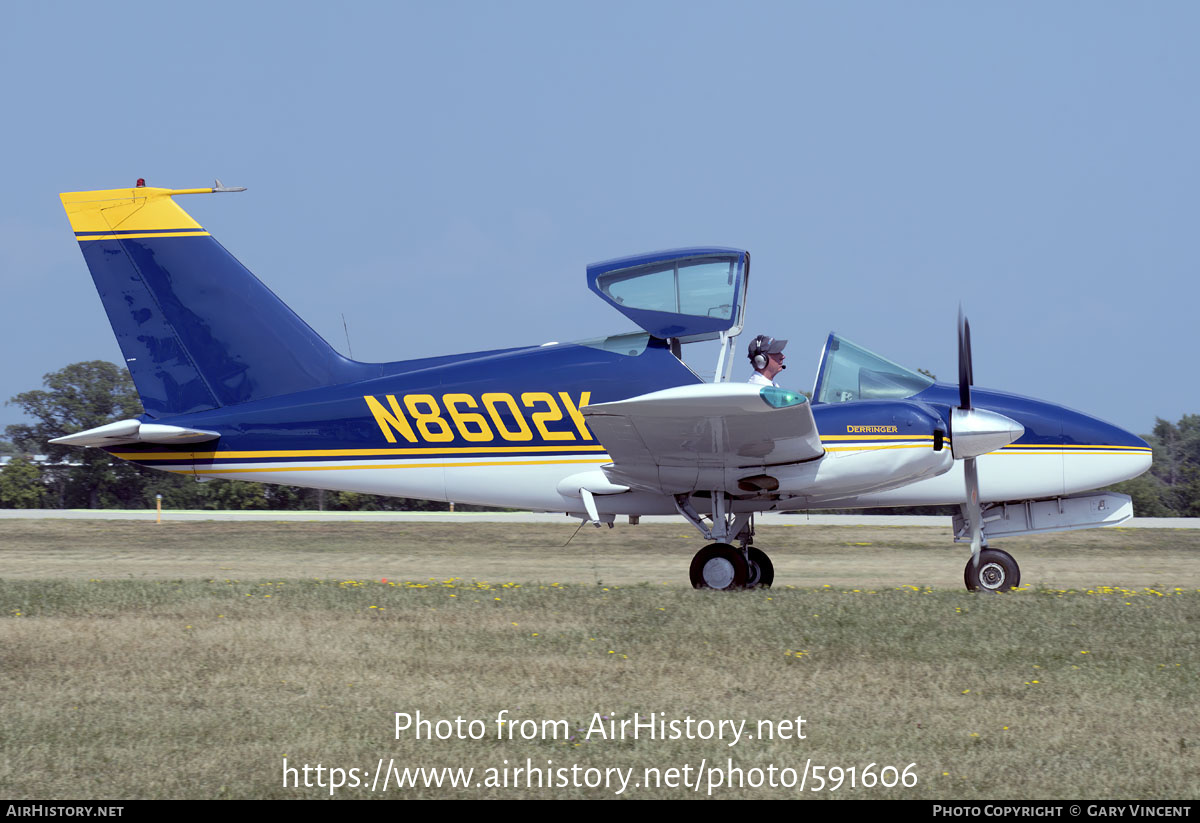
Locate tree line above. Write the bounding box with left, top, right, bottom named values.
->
left=1, top=361, right=1196, bottom=516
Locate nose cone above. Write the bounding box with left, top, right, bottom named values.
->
left=1060, top=408, right=1153, bottom=493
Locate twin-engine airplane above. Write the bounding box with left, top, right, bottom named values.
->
left=54, top=182, right=1152, bottom=592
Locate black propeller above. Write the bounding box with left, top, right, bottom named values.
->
left=950, top=307, right=1025, bottom=572
left=957, top=305, right=983, bottom=566
left=958, top=306, right=973, bottom=411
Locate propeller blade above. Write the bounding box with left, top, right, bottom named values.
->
left=963, top=456, right=983, bottom=567
left=955, top=307, right=993, bottom=569
left=958, top=306, right=973, bottom=410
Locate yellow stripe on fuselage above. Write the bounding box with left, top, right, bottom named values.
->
left=170, top=458, right=613, bottom=476
left=992, top=450, right=1150, bottom=456
left=820, top=434, right=940, bottom=440
left=999, top=444, right=1151, bottom=451
left=114, top=441, right=1148, bottom=465
left=112, top=445, right=610, bottom=461
left=823, top=443, right=936, bottom=452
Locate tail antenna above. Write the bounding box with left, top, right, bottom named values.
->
left=341, top=313, right=354, bottom=360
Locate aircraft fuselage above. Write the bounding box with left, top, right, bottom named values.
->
left=105, top=338, right=1150, bottom=516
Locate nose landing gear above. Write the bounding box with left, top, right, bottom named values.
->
left=963, top=548, right=1021, bottom=592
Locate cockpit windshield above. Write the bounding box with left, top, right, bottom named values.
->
left=814, top=334, right=934, bottom=404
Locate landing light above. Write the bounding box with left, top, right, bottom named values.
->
left=759, top=387, right=807, bottom=409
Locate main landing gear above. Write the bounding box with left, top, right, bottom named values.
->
left=675, top=494, right=773, bottom=591
left=688, top=543, right=775, bottom=589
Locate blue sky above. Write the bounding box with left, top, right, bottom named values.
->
left=2, top=1, right=1195, bottom=435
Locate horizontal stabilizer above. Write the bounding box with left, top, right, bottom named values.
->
left=50, top=419, right=220, bottom=447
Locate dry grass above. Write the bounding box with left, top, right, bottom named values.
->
left=2, top=519, right=1197, bottom=589
left=1, top=520, right=1198, bottom=799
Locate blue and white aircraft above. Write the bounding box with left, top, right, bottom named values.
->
left=54, top=182, right=1152, bottom=592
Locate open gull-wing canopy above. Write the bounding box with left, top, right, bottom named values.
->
left=587, top=247, right=749, bottom=343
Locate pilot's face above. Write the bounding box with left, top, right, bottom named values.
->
left=763, top=350, right=785, bottom=379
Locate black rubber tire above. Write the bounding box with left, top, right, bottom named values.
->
left=689, top=543, right=749, bottom=590
left=964, top=548, right=1021, bottom=592
left=746, top=547, right=774, bottom=589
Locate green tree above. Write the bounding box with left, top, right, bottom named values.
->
left=1101, top=414, right=1200, bottom=516
left=1160, top=415, right=1200, bottom=515
left=198, top=479, right=271, bottom=510
left=6, top=361, right=146, bottom=508
left=1108, top=473, right=1176, bottom=518
left=0, top=456, right=44, bottom=508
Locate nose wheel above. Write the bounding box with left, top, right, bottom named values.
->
left=964, top=548, right=1020, bottom=592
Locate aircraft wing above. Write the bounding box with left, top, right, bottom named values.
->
left=582, top=384, right=823, bottom=494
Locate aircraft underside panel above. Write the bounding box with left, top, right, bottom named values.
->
left=951, top=493, right=1133, bottom=542
left=134, top=458, right=741, bottom=515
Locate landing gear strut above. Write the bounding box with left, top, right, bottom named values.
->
left=675, top=493, right=772, bottom=590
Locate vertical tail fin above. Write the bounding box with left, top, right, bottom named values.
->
left=61, top=185, right=363, bottom=418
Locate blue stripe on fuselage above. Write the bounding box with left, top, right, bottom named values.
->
left=105, top=336, right=700, bottom=465
left=910, top=384, right=1148, bottom=450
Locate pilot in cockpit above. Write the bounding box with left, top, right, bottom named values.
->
left=747, top=335, right=787, bottom=387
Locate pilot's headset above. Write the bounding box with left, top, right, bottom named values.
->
left=748, top=335, right=787, bottom=370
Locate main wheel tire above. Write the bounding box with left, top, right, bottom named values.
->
left=746, top=547, right=774, bottom=589
left=689, top=543, right=749, bottom=590
left=964, top=548, right=1021, bottom=592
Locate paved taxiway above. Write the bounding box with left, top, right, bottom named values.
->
left=0, top=510, right=1194, bottom=527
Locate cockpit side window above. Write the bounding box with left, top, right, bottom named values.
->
left=814, top=334, right=934, bottom=403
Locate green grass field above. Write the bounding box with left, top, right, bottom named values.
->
left=1, top=520, right=1198, bottom=799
